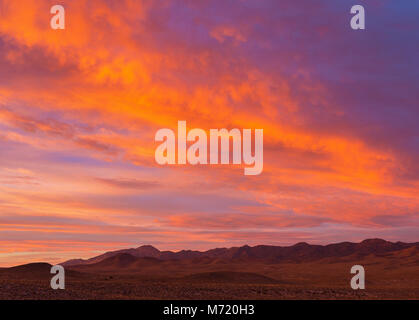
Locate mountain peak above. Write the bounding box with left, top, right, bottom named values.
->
left=294, top=242, right=310, bottom=247
left=133, top=245, right=161, bottom=258
left=137, top=245, right=159, bottom=251
left=360, top=238, right=388, bottom=244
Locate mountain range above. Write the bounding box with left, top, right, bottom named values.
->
left=62, top=238, right=419, bottom=267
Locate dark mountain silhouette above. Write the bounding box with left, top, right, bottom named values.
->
left=62, top=245, right=163, bottom=266
left=62, top=238, right=419, bottom=267
left=0, top=262, right=87, bottom=280
left=71, top=253, right=164, bottom=273
left=0, top=263, right=52, bottom=279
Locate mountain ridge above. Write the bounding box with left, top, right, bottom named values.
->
left=61, top=238, right=419, bottom=267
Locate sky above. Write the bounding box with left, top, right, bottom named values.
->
left=0, top=0, right=418, bottom=266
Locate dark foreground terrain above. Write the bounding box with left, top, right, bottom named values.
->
left=1, top=239, right=418, bottom=299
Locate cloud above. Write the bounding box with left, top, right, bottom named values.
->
left=163, top=211, right=333, bottom=230
left=95, top=177, right=160, bottom=190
